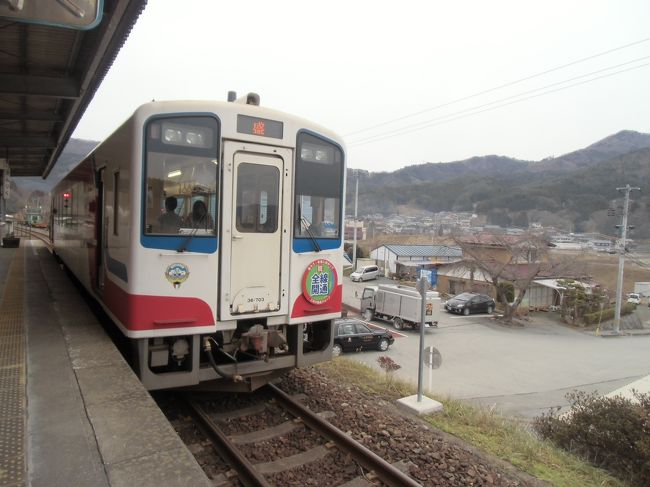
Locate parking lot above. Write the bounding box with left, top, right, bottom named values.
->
left=341, top=275, right=650, bottom=418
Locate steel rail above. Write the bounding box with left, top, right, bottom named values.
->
left=267, top=383, right=422, bottom=487
left=13, top=223, right=52, bottom=251
left=186, top=398, right=272, bottom=487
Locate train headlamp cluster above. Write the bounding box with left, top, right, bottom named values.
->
left=161, top=123, right=211, bottom=148
left=300, top=142, right=334, bottom=164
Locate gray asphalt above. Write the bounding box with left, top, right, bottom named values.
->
left=341, top=276, right=650, bottom=419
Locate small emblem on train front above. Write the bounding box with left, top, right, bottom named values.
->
left=165, top=263, right=190, bottom=288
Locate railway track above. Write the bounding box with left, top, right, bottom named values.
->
left=166, top=385, right=422, bottom=487
left=13, top=223, right=52, bottom=251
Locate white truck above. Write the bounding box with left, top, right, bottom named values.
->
left=359, top=284, right=441, bottom=330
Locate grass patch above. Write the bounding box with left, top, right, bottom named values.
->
left=316, top=359, right=627, bottom=487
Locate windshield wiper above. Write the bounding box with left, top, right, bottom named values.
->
left=177, top=226, right=199, bottom=252
left=301, top=216, right=321, bottom=252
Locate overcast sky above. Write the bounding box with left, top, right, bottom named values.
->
left=72, top=0, right=650, bottom=172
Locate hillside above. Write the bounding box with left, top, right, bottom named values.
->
left=9, top=139, right=97, bottom=213
left=348, top=130, right=650, bottom=238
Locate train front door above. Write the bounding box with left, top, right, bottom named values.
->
left=220, top=143, right=291, bottom=320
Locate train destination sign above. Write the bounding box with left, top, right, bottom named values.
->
left=237, top=115, right=283, bottom=139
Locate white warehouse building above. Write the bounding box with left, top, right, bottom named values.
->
left=370, top=244, right=463, bottom=277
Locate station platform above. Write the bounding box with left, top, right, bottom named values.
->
left=0, top=240, right=210, bottom=487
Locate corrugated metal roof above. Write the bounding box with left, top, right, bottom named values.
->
left=0, top=0, right=147, bottom=177
left=382, top=244, right=463, bottom=258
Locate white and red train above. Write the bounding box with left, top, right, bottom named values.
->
left=52, top=94, right=345, bottom=391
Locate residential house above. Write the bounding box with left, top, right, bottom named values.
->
left=437, top=262, right=589, bottom=309
left=344, top=219, right=367, bottom=240
left=370, top=244, right=463, bottom=279
left=436, top=234, right=588, bottom=309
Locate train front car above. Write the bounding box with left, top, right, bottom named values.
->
left=96, top=97, right=345, bottom=391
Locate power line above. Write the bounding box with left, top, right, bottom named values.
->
left=349, top=54, right=650, bottom=145
left=343, top=36, right=650, bottom=138
left=348, top=60, right=650, bottom=147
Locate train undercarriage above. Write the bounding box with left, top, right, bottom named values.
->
left=133, top=318, right=334, bottom=392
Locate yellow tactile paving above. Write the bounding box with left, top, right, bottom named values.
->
left=0, top=247, right=25, bottom=487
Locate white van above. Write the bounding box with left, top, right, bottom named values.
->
left=350, top=265, right=380, bottom=282
left=627, top=293, right=641, bottom=304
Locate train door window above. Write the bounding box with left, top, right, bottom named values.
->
left=235, top=163, right=279, bottom=233
left=294, top=132, right=343, bottom=239
left=143, top=116, right=219, bottom=236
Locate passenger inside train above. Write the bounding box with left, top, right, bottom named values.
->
left=184, top=200, right=214, bottom=230
left=158, top=196, right=182, bottom=233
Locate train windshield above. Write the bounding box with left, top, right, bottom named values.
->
left=294, top=132, right=343, bottom=240
left=143, top=116, right=219, bottom=236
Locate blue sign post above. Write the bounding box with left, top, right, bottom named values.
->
left=419, top=268, right=437, bottom=286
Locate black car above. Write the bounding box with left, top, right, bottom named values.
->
left=444, top=292, right=495, bottom=315
left=333, top=318, right=394, bottom=356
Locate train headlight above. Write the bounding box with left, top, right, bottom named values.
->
left=163, top=128, right=182, bottom=144
left=315, top=149, right=328, bottom=161
left=185, top=131, right=204, bottom=146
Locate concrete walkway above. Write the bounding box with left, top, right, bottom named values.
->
left=605, top=374, right=650, bottom=402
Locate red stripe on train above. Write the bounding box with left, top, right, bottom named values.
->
left=103, top=278, right=215, bottom=331
left=291, top=284, right=342, bottom=318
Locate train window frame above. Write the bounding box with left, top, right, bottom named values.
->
left=294, top=131, right=344, bottom=242
left=141, top=115, right=220, bottom=243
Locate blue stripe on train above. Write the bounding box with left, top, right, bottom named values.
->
left=292, top=238, right=340, bottom=253
left=140, top=235, right=218, bottom=253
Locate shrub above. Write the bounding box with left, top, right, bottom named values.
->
left=533, top=390, right=650, bottom=485
left=376, top=356, right=401, bottom=388
left=582, top=303, right=636, bottom=326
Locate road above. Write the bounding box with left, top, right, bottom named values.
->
left=341, top=276, right=650, bottom=419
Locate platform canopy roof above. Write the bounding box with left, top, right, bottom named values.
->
left=0, top=0, right=147, bottom=178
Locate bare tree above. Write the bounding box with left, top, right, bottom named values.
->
left=452, top=233, right=569, bottom=323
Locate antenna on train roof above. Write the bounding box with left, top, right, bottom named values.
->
left=227, top=91, right=237, bottom=102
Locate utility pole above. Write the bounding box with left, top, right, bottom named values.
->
left=613, top=184, right=640, bottom=334
left=416, top=276, right=428, bottom=402
left=352, top=175, right=359, bottom=270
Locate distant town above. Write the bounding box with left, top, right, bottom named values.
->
left=345, top=211, right=626, bottom=254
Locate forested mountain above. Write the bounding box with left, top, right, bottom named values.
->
left=348, top=130, right=650, bottom=238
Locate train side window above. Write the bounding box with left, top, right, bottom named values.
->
left=113, top=172, right=119, bottom=235
left=294, top=132, right=343, bottom=239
